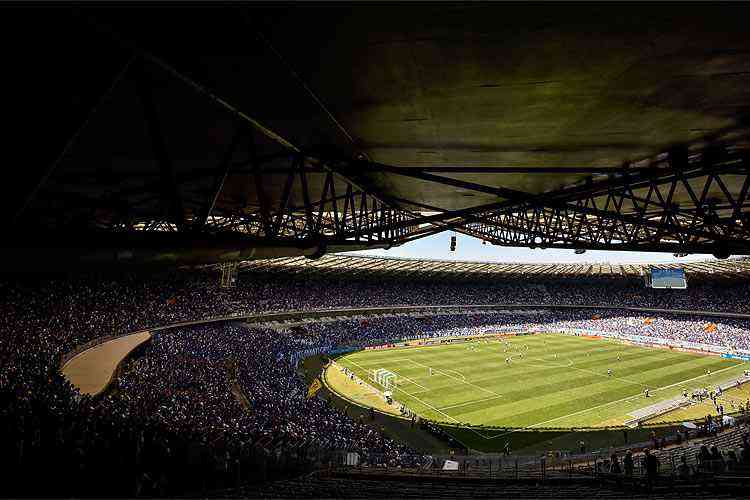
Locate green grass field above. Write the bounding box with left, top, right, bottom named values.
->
left=335, top=334, right=748, bottom=448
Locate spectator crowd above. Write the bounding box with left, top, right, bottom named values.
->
left=2, top=269, right=750, bottom=496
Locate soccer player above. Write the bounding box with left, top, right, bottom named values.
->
left=429, top=367, right=433, bottom=376
left=644, top=388, right=650, bottom=398
left=607, top=368, right=612, bottom=376
left=617, top=354, right=621, bottom=361
left=553, top=353, right=558, bottom=360
left=506, top=357, right=511, bottom=364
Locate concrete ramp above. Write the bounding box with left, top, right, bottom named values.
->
left=62, top=331, right=152, bottom=396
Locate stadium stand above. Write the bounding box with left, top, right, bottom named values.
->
left=239, top=255, right=750, bottom=282
left=3, top=265, right=750, bottom=496
left=7, top=3, right=750, bottom=497
left=236, top=475, right=703, bottom=499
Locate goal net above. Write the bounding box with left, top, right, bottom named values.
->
left=370, top=368, right=397, bottom=389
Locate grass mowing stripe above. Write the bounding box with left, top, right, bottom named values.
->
left=450, top=379, right=634, bottom=417
left=347, top=346, right=723, bottom=411
left=335, top=334, right=747, bottom=430
left=412, top=348, right=693, bottom=402
left=404, top=357, right=502, bottom=397
left=439, top=395, right=505, bottom=411
left=380, top=356, right=736, bottom=411
left=509, top=361, right=746, bottom=431
left=456, top=360, right=746, bottom=423
left=380, top=371, right=496, bottom=442
left=540, top=358, right=644, bottom=388
left=628, top=363, right=742, bottom=389
left=451, top=377, right=641, bottom=424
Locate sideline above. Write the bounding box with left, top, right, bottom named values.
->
left=343, top=338, right=745, bottom=441
left=331, top=359, right=493, bottom=441
left=322, top=362, right=404, bottom=417
left=315, top=358, right=454, bottom=453
left=484, top=361, right=745, bottom=441
left=333, top=336, right=746, bottom=441
left=389, top=377, right=496, bottom=442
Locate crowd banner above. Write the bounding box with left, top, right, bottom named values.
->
left=307, top=378, right=323, bottom=399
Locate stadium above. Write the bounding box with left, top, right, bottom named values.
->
left=5, top=3, right=750, bottom=499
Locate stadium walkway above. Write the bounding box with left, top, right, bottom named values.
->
left=61, top=331, right=152, bottom=395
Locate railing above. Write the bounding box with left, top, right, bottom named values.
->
left=324, top=450, right=629, bottom=481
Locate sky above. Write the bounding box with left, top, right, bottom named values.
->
left=348, top=232, right=715, bottom=264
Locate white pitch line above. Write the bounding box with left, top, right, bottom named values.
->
left=484, top=361, right=744, bottom=440
left=519, top=343, right=664, bottom=387
left=409, top=389, right=431, bottom=395
left=439, top=394, right=504, bottom=411
left=391, top=372, right=429, bottom=391
left=355, top=357, right=414, bottom=364
left=346, top=359, right=428, bottom=391
left=558, top=358, right=645, bottom=388
left=391, top=380, right=492, bottom=440
left=392, top=385, right=459, bottom=422
left=444, top=368, right=468, bottom=381
left=406, top=358, right=501, bottom=397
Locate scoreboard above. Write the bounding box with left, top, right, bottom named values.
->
left=650, top=268, right=687, bottom=289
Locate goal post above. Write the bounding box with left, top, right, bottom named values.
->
left=370, top=368, right=397, bottom=389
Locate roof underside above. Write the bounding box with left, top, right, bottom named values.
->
left=5, top=4, right=750, bottom=265
left=239, top=254, right=750, bottom=282
left=269, top=4, right=750, bottom=210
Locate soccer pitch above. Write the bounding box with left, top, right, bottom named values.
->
left=334, top=334, right=747, bottom=433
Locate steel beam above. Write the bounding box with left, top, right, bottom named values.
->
left=19, top=12, right=750, bottom=263
left=199, top=126, right=244, bottom=228
left=136, top=61, right=186, bottom=231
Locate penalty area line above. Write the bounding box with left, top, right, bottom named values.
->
left=391, top=383, right=494, bottom=440
left=438, top=394, right=504, bottom=411
left=342, top=361, right=495, bottom=440
left=345, top=359, right=429, bottom=391
left=406, top=358, right=502, bottom=398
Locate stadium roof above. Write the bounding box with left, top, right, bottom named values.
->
left=4, top=4, right=750, bottom=269
left=238, top=254, right=750, bottom=281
